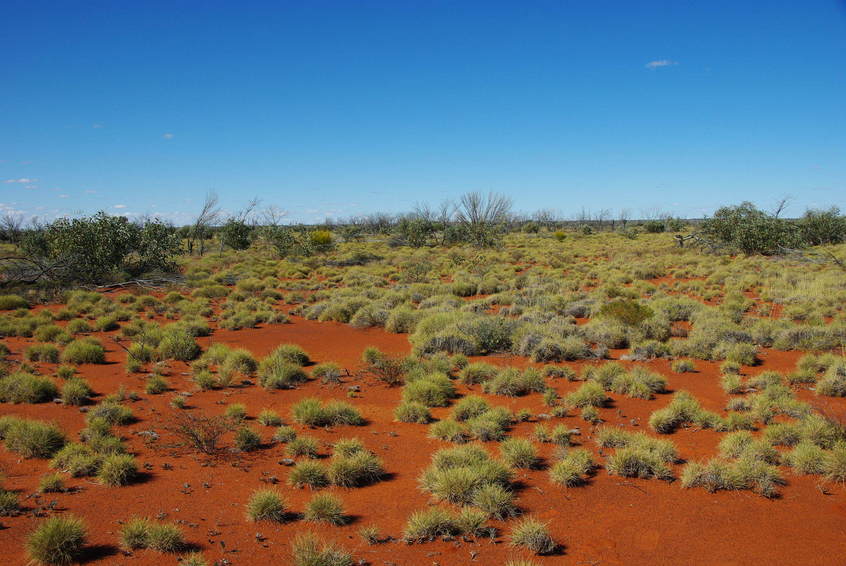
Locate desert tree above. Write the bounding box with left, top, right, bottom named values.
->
left=453, top=191, right=512, bottom=247
left=188, top=192, right=221, bottom=255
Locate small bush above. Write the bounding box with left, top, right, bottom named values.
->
left=499, top=437, right=539, bottom=469
left=61, top=378, right=92, bottom=406
left=61, top=339, right=105, bottom=364
left=0, top=372, right=58, bottom=403
left=0, top=489, right=19, bottom=516
left=304, top=493, right=346, bottom=525
left=671, top=359, right=696, bottom=373
left=246, top=489, right=287, bottom=522
left=292, top=398, right=365, bottom=427
left=235, top=427, right=262, bottom=452
left=403, top=508, right=459, bottom=542
left=291, top=532, right=353, bottom=566
left=26, top=343, right=60, bottom=363
left=509, top=517, right=555, bottom=555
left=145, top=375, right=168, bottom=395
left=257, top=409, right=282, bottom=427
left=0, top=294, right=29, bottom=310
left=97, top=453, right=137, bottom=486
left=312, top=362, right=343, bottom=384
left=3, top=418, right=65, bottom=458
left=394, top=401, right=431, bottom=423
left=549, top=448, right=594, bottom=487
left=26, top=515, right=86, bottom=565
left=287, top=435, right=320, bottom=458
left=288, top=461, right=329, bottom=488
left=38, top=473, right=66, bottom=493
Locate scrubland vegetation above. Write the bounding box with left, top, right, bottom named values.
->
left=1, top=195, right=846, bottom=565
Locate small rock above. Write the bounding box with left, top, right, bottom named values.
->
left=279, top=459, right=295, bottom=466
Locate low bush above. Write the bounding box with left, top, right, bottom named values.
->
left=288, top=461, right=329, bottom=488
left=286, top=436, right=320, bottom=458
left=394, top=401, right=431, bottom=423
left=60, top=339, right=105, bottom=364
left=509, top=517, right=556, bottom=555
left=246, top=489, right=287, bottom=522
left=97, top=453, right=137, bottom=486
left=0, top=372, right=58, bottom=403
left=549, top=448, right=594, bottom=487
left=291, top=532, right=353, bottom=566
left=499, top=437, right=539, bottom=469
left=234, top=427, right=262, bottom=451
left=2, top=418, right=65, bottom=458
left=26, top=515, right=86, bottom=565
left=25, top=343, right=60, bottom=363
left=292, top=398, right=365, bottom=427
left=61, top=378, right=92, bottom=406
left=304, top=493, right=346, bottom=525
left=681, top=457, right=783, bottom=498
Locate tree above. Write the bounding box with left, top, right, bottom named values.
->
left=700, top=202, right=803, bottom=255
left=454, top=192, right=512, bottom=247
left=799, top=207, right=846, bottom=246
left=189, top=192, right=220, bottom=255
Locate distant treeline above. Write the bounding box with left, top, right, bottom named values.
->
left=1, top=192, right=845, bottom=287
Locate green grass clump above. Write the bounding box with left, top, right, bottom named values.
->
left=234, top=427, right=262, bottom=451
left=509, top=517, right=556, bottom=555
left=259, top=360, right=309, bottom=389
left=120, top=518, right=185, bottom=552
left=61, top=378, right=92, bottom=406
left=451, top=396, right=491, bottom=421
left=246, top=489, right=287, bottom=522
left=671, top=359, right=696, bottom=373
left=565, top=381, right=607, bottom=408
left=257, top=409, right=282, bottom=426
left=402, top=373, right=457, bottom=407
left=38, top=473, right=65, bottom=493
left=498, top=437, right=539, bottom=469
left=273, top=425, right=297, bottom=443
left=648, top=391, right=722, bottom=434
left=288, top=461, right=329, bottom=488
left=680, top=457, right=783, bottom=498
left=304, top=493, right=346, bottom=525
left=286, top=435, right=320, bottom=458
left=597, top=428, right=677, bottom=480
left=0, top=489, right=19, bottom=516
left=2, top=418, right=65, bottom=458
left=61, top=339, right=105, bottom=364
left=403, top=508, right=460, bottom=542
left=145, top=375, right=168, bottom=394
left=291, top=532, right=353, bottom=566
left=0, top=294, right=29, bottom=310
left=97, top=453, right=137, bottom=486
left=419, top=444, right=513, bottom=508
left=292, top=398, right=365, bottom=427
left=26, top=515, right=86, bottom=565
left=328, top=449, right=385, bottom=487
left=394, top=401, right=431, bottom=423
left=0, top=372, right=58, bottom=403
left=25, top=343, right=61, bottom=363
left=784, top=441, right=827, bottom=475
left=549, top=448, right=594, bottom=487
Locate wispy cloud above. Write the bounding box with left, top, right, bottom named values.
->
left=113, top=204, right=127, bottom=209
left=4, top=178, right=36, bottom=184
left=645, top=59, right=678, bottom=69
left=162, top=132, right=174, bottom=140
left=92, top=123, right=104, bottom=129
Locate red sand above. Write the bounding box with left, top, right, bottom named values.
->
left=1, top=314, right=846, bottom=566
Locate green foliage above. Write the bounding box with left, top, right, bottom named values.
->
left=26, top=515, right=87, bottom=565
left=700, top=202, right=804, bottom=255
left=246, top=489, right=287, bottom=522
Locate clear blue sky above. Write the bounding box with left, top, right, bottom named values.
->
left=2, top=1, right=845, bottom=224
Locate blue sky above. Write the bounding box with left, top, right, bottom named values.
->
left=2, top=1, right=845, bottom=224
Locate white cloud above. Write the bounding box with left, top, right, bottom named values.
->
left=645, top=59, right=677, bottom=69
left=162, top=132, right=174, bottom=140
left=92, top=123, right=103, bottom=129
left=113, top=204, right=127, bottom=209
left=4, top=178, right=36, bottom=184
left=58, top=194, right=69, bottom=198
left=84, top=189, right=97, bottom=194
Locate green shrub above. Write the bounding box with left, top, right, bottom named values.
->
left=273, top=425, right=297, bottom=443
left=509, top=517, right=555, bottom=555
left=61, top=339, right=105, bottom=364
left=26, top=515, right=86, bottom=565
left=328, top=450, right=385, bottom=487
left=0, top=372, right=58, bottom=403
left=648, top=391, right=722, bottom=434
left=0, top=294, right=28, bottom=310
left=292, top=398, right=365, bottom=427
left=38, top=473, right=66, bottom=493
left=403, top=508, right=459, bottom=542
left=3, top=418, right=65, bottom=458
left=394, top=401, right=431, bottom=423
left=565, top=381, right=607, bottom=408
left=304, top=493, right=346, bottom=525
left=549, top=448, right=594, bottom=487
left=257, top=409, right=282, bottom=426
left=681, top=457, right=783, bottom=498
left=312, top=362, right=343, bottom=384
left=145, top=375, right=168, bottom=394
left=235, top=427, right=262, bottom=452
left=499, top=437, right=538, bottom=469
left=784, top=441, right=827, bottom=475
left=403, top=373, right=456, bottom=407
left=286, top=435, right=320, bottom=458
left=97, top=453, right=137, bottom=486
left=471, top=483, right=517, bottom=519
left=288, top=461, right=329, bottom=488
left=25, top=343, right=60, bottom=363
left=246, top=489, right=287, bottom=522
left=0, top=489, right=19, bottom=516
left=60, top=378, right=91, bottom=406
left=291, top=532, right=353, bottom=566
left=259, top=360, right=309, bottom=389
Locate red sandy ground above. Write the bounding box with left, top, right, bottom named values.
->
left=1, top=312, right=846, bottom=566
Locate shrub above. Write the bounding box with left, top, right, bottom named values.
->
left=157, top=328, right=200, bottom=361
left=429, top=419, right=469, bottom=443
left=403, top=374, right=456, bottom=407
left=549, top=448, right=594, bottom=487
left=145, top=375, right=168, bottom=394
left=3, top=418, right=65, bottom=458
left=648, top=391, right=722, bottom=434
left=97, top=453, right=137, bottom=486
left=509, top=518, right=555, bottom=555
left=292, top=398, right=365, bottom=427
left=235, top=427, right=262, bottom=452
left=288, top=461, right=329, bottom=488
left=565, top=381, right=607, bottom=408
left=312, top=362, right=343, bottom=384
left=328, top=451, right=385, bottom=487
left=403, top=508, right=459, bottom=542
left=26, top=343, right=60, bottom=363
left=671, top=359, right=696, bottom=373
left=291, top=532, right=353, bottom=566
left=273, top=425, right=297, bottom=443
left=181, top=553, right=209, bottom=566
left=0, top=489, right=19, bottom=516
left=166, top=412, right=231, bottom=454
left=824, top=442, right=846, bottom=483
left=120, top=518, right=152, bottom=549
left=452, top=396, right=491, bottom=421
left=817, top=364, right=846, bottom=397
left=459, top=362, right=499, bottom=385
left=257, top=409, right=282, bottom=427
left=597, top=299, right=653, bottom=326
left=784, top=442, right=827, bottom=475
left=26, top=515, right=86, bottom=565
left=38, top=473, right=65, bottom=493
left=681, top=457, right=783, bottom=498
left=394, top=401, right=431, bottom=423
left=287, top=436, right=320, bottom=458
left=61, top=378, right=91, bottom=406
left=61, top=339, right=105, bottom=364
left=268, top=344, right=310, bottom=365
left=499, top=437, right=539, bottom=469
left=304, top=493, right=346, bottom=525
left=225, top=403, right=247, bottom=422
left=471, top=483, right=517, bottom=519
left=246, top=489, right=287, bottom=522
left=259, top=361, right=309, bottom=389
left=0, top=372, right=58, bottom=403
left=0, top=294, right=28, bottom=310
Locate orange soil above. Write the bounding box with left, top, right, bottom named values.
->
left=2, top=314, right=846, bottom=566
